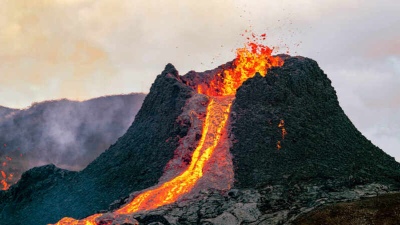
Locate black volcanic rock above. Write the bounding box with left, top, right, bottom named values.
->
left=0, top=64, right=193, bottom=225
left=4, top=165, right=75, bottom=204
left=230, top=56, right=400, bottom=188
left=293, top=192, right=400, bottom=225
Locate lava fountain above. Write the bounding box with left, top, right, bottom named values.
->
left=52, top=34, right=283, bottom=225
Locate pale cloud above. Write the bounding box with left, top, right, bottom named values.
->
left=0, top=0, right=117, bottom=107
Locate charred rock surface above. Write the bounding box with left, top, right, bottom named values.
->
left=0, top=165, right=75, bottom=206
left=122, top=183, right=395, bottom=225
left=292, top=192, right=400, bottom=225
left=0, top=64, right=193, bottom=225
left=230, top=56, right=400, bottom=189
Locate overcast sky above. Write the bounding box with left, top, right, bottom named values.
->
left=0, top=0, right=399, bottom=161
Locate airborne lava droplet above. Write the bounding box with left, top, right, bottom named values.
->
left=277, top=141, right=282, bottom=150
left=278, top=119, right=287, bottom=139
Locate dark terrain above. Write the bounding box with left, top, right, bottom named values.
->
left=0, top=56, right=399, bottom=225
left=230, top=55, right=400, bottom=188
left=293, top=193, right=400, bottom=225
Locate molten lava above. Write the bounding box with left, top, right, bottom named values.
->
left=52, top=34, right=284, bottom=225
left=278, top=119, right=287, bottom=139
left=277, top=120, right=288, bottom=150
left=197, top=34, right=283, bottom=96
left=116, top=97, right=233, bottom=214
left=1, top=156, right=14, bottom=190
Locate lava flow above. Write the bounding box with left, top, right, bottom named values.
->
left=52, top=34, right=283, bottom=225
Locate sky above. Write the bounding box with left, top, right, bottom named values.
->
left=0, top=0, right=399, bottom=160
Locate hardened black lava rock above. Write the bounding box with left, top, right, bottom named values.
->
left=230, top=55, right=400, bottom=189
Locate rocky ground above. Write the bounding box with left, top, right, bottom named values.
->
left=105, top=183, right=398, bottom=225
left=293, top=192, right=400, bottom=225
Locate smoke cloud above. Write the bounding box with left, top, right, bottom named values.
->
left=0, top=93, right=146, bottom=188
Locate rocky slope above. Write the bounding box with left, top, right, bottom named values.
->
left=230, top=56, right=400, bottom=188
left=1, top=56, right=399, bottom=225
left=0, top=93, right=146, bottom=188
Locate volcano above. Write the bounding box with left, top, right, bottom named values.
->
left=1, top=39, right=400, bottom=225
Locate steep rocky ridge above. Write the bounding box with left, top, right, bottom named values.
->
left=230, top=56, right=400, bottom=188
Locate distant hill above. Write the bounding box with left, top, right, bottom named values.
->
left=0, top=93, right=146, bottom=189
left=0, top=106, right=19, bottom=118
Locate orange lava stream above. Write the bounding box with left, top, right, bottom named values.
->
left=116, top=97, right=233, bottom=214
left=52, top=214, right=102, bottom=225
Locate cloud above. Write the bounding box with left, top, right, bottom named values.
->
left=0, top=0, right=116, bottom=108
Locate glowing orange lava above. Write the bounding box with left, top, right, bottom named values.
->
left=277, top=119, right=288, bottom=150
left=116, top=97, right=233, bottom=214
left=278, top=119, right=287, bottom=139
left=51, top=34, right=283, bottom=225
left=53, top=214, right=102, bottom=225
left=1, top=156, right=14, bottom=190
left=197, top=34, right=283, bottom=96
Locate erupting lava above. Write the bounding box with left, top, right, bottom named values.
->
left=1, top=156, right=14, bottom=190
left=197, top=37, right=283, bottom=96
left=52, top=34, right=283, bottom=225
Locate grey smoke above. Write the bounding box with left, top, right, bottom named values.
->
left=0, top=93, right=146, bottom=185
